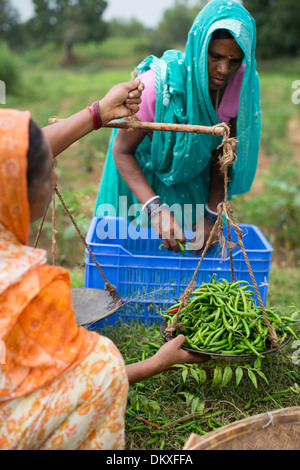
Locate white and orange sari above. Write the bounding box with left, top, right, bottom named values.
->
left=0, top=109, right=128, bottom=450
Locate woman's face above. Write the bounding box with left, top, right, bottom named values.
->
left=29, top=137, right=58, bottom=223
left=208, top=38, right=244, bottom=91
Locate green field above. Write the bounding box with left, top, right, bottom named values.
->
left=5, top=39, right=300, bottom=450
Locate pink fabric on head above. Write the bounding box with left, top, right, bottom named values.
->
left=217, top=63, right=246, bottom=123
left=136, top=64, right=246, bottom=124
left=136, top=69, right=156, bottom=122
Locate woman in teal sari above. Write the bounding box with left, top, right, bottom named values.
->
left=94, top=0, right=261, bottom=253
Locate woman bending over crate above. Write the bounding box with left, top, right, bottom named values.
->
left=94, top=0, right=261, bottom=254
left=0, top=99, right=206, bottom=449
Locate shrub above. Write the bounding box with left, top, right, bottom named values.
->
left=0, top=41, right=21, bottom=95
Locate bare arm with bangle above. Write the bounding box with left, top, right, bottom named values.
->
left=112, top=127, right=186, bottom=253
left=42, top=79, right=144, bottom=158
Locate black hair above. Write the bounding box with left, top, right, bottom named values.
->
left=211, top=29, right=234, bottom=40
left=27, top=118, right=49, bottom=190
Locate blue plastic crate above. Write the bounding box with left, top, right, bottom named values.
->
left=84, top=217, right=273, bottom=328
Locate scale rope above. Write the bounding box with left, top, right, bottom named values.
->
left=164, top=123, right=279, bottom=349
left=35, top=118, right=277, bottom=347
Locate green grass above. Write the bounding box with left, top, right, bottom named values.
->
left=95, top=318, right=299, bottom=451
left=69, top=264, right=300, bottom=450
left=257, top=69, right=299, bottom=158
left=231, top=62, right=300, bottom=267
left=268, top=265, right=300, bottom=308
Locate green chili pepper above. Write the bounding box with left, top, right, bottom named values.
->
left=145, top=342, right=161, bottom=350
left=239, top=288, right=248, bottom=312
left=234, top=291, right=241, bottom=311
left=159, top=439, right=166, bottom=450
left=279, top=332, right=287, bottom=344
left=244, top=393, right=253, bottom=410
left=280, top=316, right=300, bottom=323
left=146, top=435, right=159, bottom=446
left=241, top=317, right=250, bottom=338
left=222, top=309, right=233, bottom=331
left=284, top=326, right=299, bottom=340
left=208, top=327, right=226, bottom=344
left=243, top=339, right=264, bottom=357
left=176, top=239, right=186, bottom=257
left=227, top=303, right=256, bottom=317
left=127, top=425, right=145, bottom=431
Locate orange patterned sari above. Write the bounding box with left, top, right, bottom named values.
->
left=0, top=110, right=128, bottom=449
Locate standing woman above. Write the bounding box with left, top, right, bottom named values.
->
left=94, top=0, right=261, bottom=253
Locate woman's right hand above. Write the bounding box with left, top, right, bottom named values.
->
left=151, top=207, right=186, bottom=253
left=99, top=78, right=144, bottom=125
left=189, top=216, right=218, bottom=255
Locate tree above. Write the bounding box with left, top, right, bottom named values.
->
left=244, top=0, right=300, bottom=59
left=27, top=0, right=108, bottom=66
left=108, top=18, right=149, bottom=39
left=0, top=0, right=23, bottom=48
left=150, top=0, right=209, bottom=56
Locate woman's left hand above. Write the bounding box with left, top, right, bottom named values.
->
left=154, top=335, right=209, bottom=370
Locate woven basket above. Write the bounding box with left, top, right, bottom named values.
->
left=183, top=407, right=300, bottom=450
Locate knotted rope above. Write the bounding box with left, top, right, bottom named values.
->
left=126, top=68, right=142, bottom=131
left=34, top=180, right=120, bottom=301
left=54, top=186, right=119, bottom=299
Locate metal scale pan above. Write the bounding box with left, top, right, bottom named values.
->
left=71, top=288, right=122, bottom=327
left=160, top=320, right=292, bottom=362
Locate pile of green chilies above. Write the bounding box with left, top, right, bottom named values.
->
left=162, top=278, right=299, bottom=357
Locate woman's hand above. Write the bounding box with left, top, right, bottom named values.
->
left=126, top=335, right=209, bottom=385
left=43, top=79, right=144, bottom=158
left=189, top=216, right=218, bottom=255
left=151, top=207, right=186, bottom=253
left=99, top=79, right=144, bottom=125
left=153, top=335, right=209, bottom=369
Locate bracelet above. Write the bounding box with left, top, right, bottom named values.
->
left=92, top=101, right=103, bottom=130
left=205, top=204, right=218, bottom=215
left=87, top=102, right=103, bottom=130
left=150, top=204, right=165, bottom=218
left=204, top=203, right=218, bottom=224
left=206, top=203, right=218, bottom=214
left=142, top=196, right=162, bottom=217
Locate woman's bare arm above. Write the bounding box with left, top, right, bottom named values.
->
left=113, top=128, right=186, bottom=251
left=125, top=335, right=208, bottom=385
left=112, top=127, right=155, bottom=205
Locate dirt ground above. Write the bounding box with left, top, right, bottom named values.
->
left=287, top=117, right=300, bottom=163
left=249, top=149, right=270, bottom=196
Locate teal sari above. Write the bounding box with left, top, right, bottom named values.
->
left=94, top=0, right=261, bottom=228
